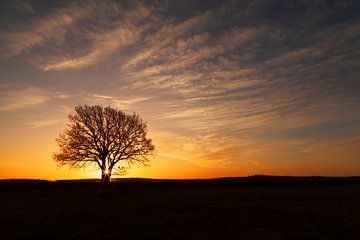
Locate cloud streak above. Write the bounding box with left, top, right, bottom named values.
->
left=1, top=2, right=94, bottom=57
left=0, top=85, right=49, bottom=111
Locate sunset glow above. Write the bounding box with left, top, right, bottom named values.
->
left=0, top=1, right=359, bottom=180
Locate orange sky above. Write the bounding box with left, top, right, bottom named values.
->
left=0, top=0, right=359, bottom=179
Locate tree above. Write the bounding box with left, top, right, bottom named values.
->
left=54, top=105, right=155, bottom=186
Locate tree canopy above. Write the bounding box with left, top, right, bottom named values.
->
left=54, top=105, right=155, bottom=184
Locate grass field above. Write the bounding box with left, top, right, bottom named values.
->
left=1, top=176, right=360, bottom=240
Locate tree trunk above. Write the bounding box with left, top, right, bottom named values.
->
left=99, top=168, right=112, bottom=197
left=101, top=172, right=111, bottom=188
left=99, top=171, right=112, bottom=196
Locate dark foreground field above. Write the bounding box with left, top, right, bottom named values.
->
left=1, top=176, right=360, bottom=240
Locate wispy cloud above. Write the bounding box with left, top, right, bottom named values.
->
left=1, top=1, right=154, bottom=71
left=1, top=2, right=93, bottom=57
left=92, top=94, right=113, bottom=100
left=88, top=93, right=149, bottom=111
left=1, top=0, right=359, bottom=175
left=40, top=23, right=144, bottom=71
left=0, top=85, right=49, bottom=111
left=12, top=0, right=34, bottom=14
left=27, top=119, right=61, bottom=129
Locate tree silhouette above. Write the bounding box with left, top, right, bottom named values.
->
left=54, top=105, right=155, bottom=186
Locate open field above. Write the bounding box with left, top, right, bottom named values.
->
left=1, top=176, right=360, bottom=240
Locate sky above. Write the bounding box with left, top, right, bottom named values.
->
left=0, top=0, right=359, bottom=180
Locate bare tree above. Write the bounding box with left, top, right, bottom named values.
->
left=54, top=105, right=155, bottom=186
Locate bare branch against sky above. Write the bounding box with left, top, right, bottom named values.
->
left=54, top=105, right=155, bottom=183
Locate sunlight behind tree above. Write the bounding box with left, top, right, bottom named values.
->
left=54, top=105, right=155, bottom=186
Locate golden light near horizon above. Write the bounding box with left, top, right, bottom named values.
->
left=0, top=0, right=360, bottom=180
